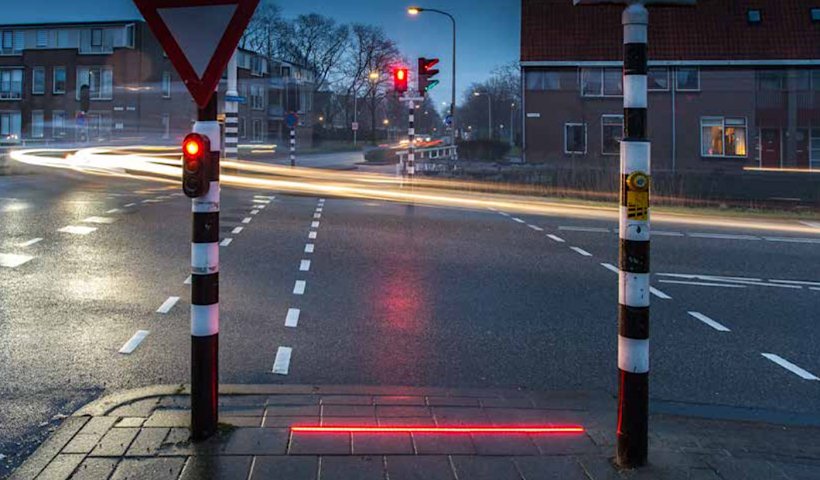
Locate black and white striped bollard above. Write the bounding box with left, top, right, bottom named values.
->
left=617, top=2, right=651, bottom=467
left=290, top=128, right=296, bottom=167
left=191, top=95, right=220, bottom=441
left=407, top=105, right=415, bottom=177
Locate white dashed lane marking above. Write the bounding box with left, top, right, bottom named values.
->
left=232, top=227, right=244, bottom=234
left=600, top=263, right=619, bottom=274
left=83, top=216, right=117, bottom=224
left=250, top=210, right=260, bottom=215
left=285, top=308, right=300, bottom=328
left=300, top=260, right=311, bottom=272
left=308, top=231, right=317, bottom=240
left=527, top=225, right=544, bottom=232
left=559, top=226, right=610, bottom=233
left=119, top=330, right=150, bottom=354
left=546, top=234, right=565, bottom=243
left=272, top=347, right=292, bottom=375
left=570, top=247, right=593, bottom=257
left=688, top=312, right=731, bottom=332
left=314, top=213, right=322, bottom=219
left=649, top=287, right=672, bottom=300
left=0, top=253, right=34, bottom=268
left=293, top=281, right=306, bottom=295
left=305, top=244, right=315, bottom=253
left=659, top=280, right=746, bottom=289
left=124, top=203, right=137, bottom=208
left=761, top=354, right=819, bottom=381
left=106, top=208, right=122, bottom=214
left=690, top=233, right=760, bottom=241
left=653, top=231, right=685, bottom=237
left=220, top=238, right=233, bottom=247
left=18, top=238, right=43, bottom=247
left=156, top=296, right=180, bottom=314
left=764, top=237, right=820, bottom=245
left=512, top=217, right=526, bottom=224
left=58, top=226, right=97, bottom=235
left=242, top=217, right=252, bottom=224
left=311, top=221, right=320, bottom=228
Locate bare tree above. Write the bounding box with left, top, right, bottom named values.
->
left=277, top=14, right=349, bottom=92
left=240, top=0, right=283, bottom=58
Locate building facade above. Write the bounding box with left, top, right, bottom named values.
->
left=0, top=20, right=315, bottom=147
left=520, top=0, right=820, bottom=172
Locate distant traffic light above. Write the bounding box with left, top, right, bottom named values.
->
left=182, top=133, right=211, bottom=198
left=393, top=67, right=409, bottom=93
left=418, top=57, right=440, bottom=94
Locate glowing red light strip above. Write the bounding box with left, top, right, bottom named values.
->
left=291, top=425, right=585, bottom=434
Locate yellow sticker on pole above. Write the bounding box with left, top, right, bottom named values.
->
left=625, top=172, right=650, bottom=221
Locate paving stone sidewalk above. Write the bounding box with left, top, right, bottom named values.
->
left=8, top=384, right=820, bottom=480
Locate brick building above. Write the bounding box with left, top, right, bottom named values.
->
left=520, top=0, right=820, bottom=172
left=0, top=19, right=314, bottom=147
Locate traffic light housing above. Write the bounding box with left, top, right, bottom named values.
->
left=393, top=67, right=408, bottom=93
left=418, top=57, right=440, bottom=94
left=182, top=133, right=211, bottom=198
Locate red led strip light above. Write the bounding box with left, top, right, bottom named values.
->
left=291, top=425, right=585, bottom=434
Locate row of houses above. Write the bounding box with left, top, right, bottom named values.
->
left=520, top=0, right=820, bottom=173
left=0, top=19, right=316, bottom=146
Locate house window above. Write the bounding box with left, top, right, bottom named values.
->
left=32, top=67, right=45, bottom=95
left=526, top=71, right=560, bottom=91
left=601, top=115, right=623, bottom=155
left=53, top=67, right=66, bottom=94
left=36, top=30, right=49, bottom=47
left=1, top=31, right=13, bottom=51
left=811, top=8, right=820, bottom=22
left=125, top=24, right=135, bottom=48
left=252, top=119, right=265, bottom=142
left=52, top=110, right=66, bottom=137
left=747, top=9, right=762, bottom=24
left=77, top=66, right=114, bottom=100
left=813, top=71, right=820, bottom=91
left=161, top=113, right=170, bottom=139
left=811, top=128, right=820, bottom=169
left=162, top=71, right=171, bottom=98
left=31, top=110, right=44, bottom=138
left=564, top=123, right=587, bottom=154
left=0, top=68, right=24, bottom=99
left=676, top=67, right=700, bottom=91
left=238, top=117, right=246, bottom=138
left=758, top=71, right=784, bottom=91
left=250, top=85, right=265, bottom=110
left=701, top=117, right=747, bottom=157
left=91, top=29, right=103, bottom=47
left=647, top=68, right=669, bottom=91
left=581, top=68, right=621, bottom=97
left=0, top=111, right=22, bottom=140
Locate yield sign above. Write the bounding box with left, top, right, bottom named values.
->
left=134, top=0, right=260, bottom=108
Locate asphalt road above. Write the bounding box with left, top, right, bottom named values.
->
left=1, top=167, right=819, bottom=476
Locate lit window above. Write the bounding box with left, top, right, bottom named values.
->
left=747, top=9, right=762, bottom=24
left=701, top=117, right=747, bottom=158
left=564, top=123, right=587, bottom=154
left=675, top=67, right=700, bottom=91
left=601, top=115, right=623, bottom=155
left=647, top=68, right=669, bottom=91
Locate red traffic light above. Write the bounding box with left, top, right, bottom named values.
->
left=182, top=133, right=211, bottom=198
left=183, top=133, right=208, bottom=172
left=393, top=67, right=409, bottom=93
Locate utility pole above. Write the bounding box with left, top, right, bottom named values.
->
left=573, top=0, right=695, bottom=468
left=224, top=49, right=239, bottom=162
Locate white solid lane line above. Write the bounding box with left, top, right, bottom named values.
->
left=83, top=216, right=117, bottom=224
left=689, top=233, right=760, bottom=241
left=232, top=227, right=244, bottom=234
left=308, top=231, right=317, bottom=240
left=285, top=308, right=300, bottom=328
left=570, top=247, right=593, bottom=257
left=600, top=263, right=619, bottom=274
left=311, top=221, right=320, bottom=228
left=184, top=275, right=192, bottom=285
left=272, top=347, right=293, bottom=375
left=659, top=273, right=763, bottom=282
left=300, top=260, right=311, bottom=272
left=242, top=217, right=252, bottom=224
left=546, top=234, right=565, bottom=243
left=811, top=287, right=820, bottom=292
left=0, top=253, right=34, bottom=268
left=559, top=226, right=610, bottom=233
left=653, top=231, right=685, bottom=237
left=305, top=244, right=315, bottom=253
left=58, top=226, right=97, bottom=235
left=761, top=354, right=819, bottom=381
left=156, top=296, right=180, bottom=314
left=106, top=208, right=122, bottom=214
left=659, top=280, right=746, bottom=289
left=649, top=287, right=672, bottom=300
left=18, top=238, right=43, bottom=247
left=687, top=312, right=731, bottom=332
left=293, top=280, right=306, bottom=295
left=528, top=225, right=544, bottom=232
left=119, top=330, right=150, bottom=354
left=764, top=237, right=820, bottom=245
left=768, top=279, right=820, bottom=287
left=220, top=238, right=233, bottom=247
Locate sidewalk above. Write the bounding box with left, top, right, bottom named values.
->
left=9, top=384, right=820, bottom=480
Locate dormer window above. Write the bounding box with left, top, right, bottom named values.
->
left=747, top=9, right=762, bottom=25
left=811, top=8, right=820, bottom=23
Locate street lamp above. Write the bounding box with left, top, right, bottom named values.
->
left=407, top=6, right=457, bottom=150
left=474, top=91, right=493, bottom=140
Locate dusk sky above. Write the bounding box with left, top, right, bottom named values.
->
left=9, top=0, right=520, bottom=107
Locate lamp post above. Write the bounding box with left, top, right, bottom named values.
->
left=474, top=91, right=492, bottom=140
left=573, top=0, right=695, bottom=469
left=407, top=6, right=456, bottom=150
left=510, top=102, right=516, bottom=147
left=368, top=71, right=379, bottom=144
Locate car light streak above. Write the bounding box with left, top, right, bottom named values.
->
left=291, top=425, right=585, bottom=434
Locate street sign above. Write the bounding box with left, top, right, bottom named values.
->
left=225, top=95, right=247, bottom=104
left=351, top=122, right=359, bottom=131
left=444, top=115, right=453, bottom=126
left=134, top=0, right=261, bottom=108
left=285, top=112, right=299, bottom=129
left=400, top=96, right=425, bottom=103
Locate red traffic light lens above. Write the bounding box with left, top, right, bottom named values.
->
left=397, top=69, right=406, bottom=81
left=184, top=138, right=202, bottom=157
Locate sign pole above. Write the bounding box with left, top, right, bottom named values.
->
left=407, top=103, right=415, bottom=178
left=290, top=128, right=296, bottom=167
left=224, top=49, right=239, bottom=163
left=190, top=94, right=220, bottom=441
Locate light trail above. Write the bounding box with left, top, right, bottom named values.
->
left=10, top=146, right=820, bottom=236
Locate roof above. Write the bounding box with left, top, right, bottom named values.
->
left=521, top=0, right=820, bottom=64
left=0, top=1, right=142, bottom=26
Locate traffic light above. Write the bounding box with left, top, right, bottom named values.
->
left=418, top=57, right=440, bottom=94
left=182, top=133, right=211, bottom=198
left=393, top=67, right=408, bottom=93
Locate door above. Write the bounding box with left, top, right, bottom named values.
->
left=761, top=128, right=781, bottom=168
left=795, top=129, right=809, bottom=168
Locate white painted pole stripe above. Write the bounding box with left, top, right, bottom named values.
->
left=601, top=262, right=620, bottom=274
left=191, top=304, right=219, bottom=336
left=0, top=253, right=34, bottom=268
left=618, top=336, right=649, bottom=373
left=157, top=296, right=180, bottom=314
left=18, top=238, right=43, bottom=247
left=293, top=280, right=306, bottom=295
left=308, top=231, right=317, bottom=240
left=761, top=354, right=819, bottom=381
left=192, top=182, right=220, bottom=213
left=242, top=217, right=252, bottom=224
left=649, top=287, right=672, bottom=300
left=620, top=272, right=650, bottom=307
left=546, top=234, right=565, bottom=243
left=191, top=243, right=219, bottom=274
left=285, top=308, right=300, bottom=328
left=570, top=247, right=593, bottom=257
left=272, top=347, right=292, bottom=375
left=311, top=221, right=320, bottom=228
left=232, top=227, right=244, bottom=234
left=119, top=330, right=150, bottom=354
left=220, top=238, right=233, bottom=247
left=300, top=260, right=311, bottom=272
left=305, top=244, right=314, bottom=253
left=528, top=225, right=544, bottom=232
left=559, top=226, right=610, bottom=233
left=512, top=217, right=526, bottom=224
left=658, top=280, right=746, bottom=289
left=687, top=312, right=731, bottom=332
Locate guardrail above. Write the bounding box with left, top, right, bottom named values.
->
left=396, top=145, right=457, bottom=163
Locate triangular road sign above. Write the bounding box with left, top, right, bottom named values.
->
left=134, top=0, right=260, bottom=108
